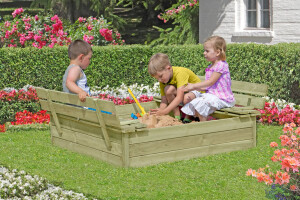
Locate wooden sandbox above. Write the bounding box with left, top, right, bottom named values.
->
left=35, top=80, right=267, bottom=167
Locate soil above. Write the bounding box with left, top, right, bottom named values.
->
left=139, top=113, right=183, bottom=128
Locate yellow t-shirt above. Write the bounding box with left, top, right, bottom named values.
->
left=160, top=66, right=201, bottom=96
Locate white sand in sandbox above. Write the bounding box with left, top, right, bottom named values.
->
left=138, top=113, right=183, bottom=128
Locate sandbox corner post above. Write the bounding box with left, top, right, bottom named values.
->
left=93, top=98, right=112, bottom=151
left=121, top=133, right=130, bottom=168
left=46, top=90, right=63, bottom=137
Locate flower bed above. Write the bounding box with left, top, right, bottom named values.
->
left=0, top=166, right=97, bottom=199
left=247, top=123, right=300, bottom=199
left=0, top=84, right=159, bottom=132
left=257, top=101, right=300, bottom=126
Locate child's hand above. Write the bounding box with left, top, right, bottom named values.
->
left=150, top=108, right=166, bottom=116
left=150, top=109, right=159, bottom=115
left=78, top=91, right=89, bottom=102
left=183, top=83, right=195, bottom=92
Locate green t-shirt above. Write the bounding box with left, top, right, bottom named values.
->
left=160, top=66, right=201, bottom=96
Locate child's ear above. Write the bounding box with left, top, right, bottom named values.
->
left=78, top=54, right=84, bottom=61
left=166, top=65, right=171, bottom=70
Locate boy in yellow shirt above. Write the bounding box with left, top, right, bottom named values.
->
left=148, top=53, right=202, bottom=123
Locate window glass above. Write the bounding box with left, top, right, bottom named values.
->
left=261, top=11, right=270, bottom=28
left=247, top=0, right=256, bottom=9
left=247, top=11, right=257, bottom=27
left=261, top=0, right=269, bottom=9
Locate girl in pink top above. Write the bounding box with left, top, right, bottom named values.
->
left=181, top=36, right=235, bottom=121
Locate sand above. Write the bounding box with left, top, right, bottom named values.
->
left=138, top=113, right=183, bottom=128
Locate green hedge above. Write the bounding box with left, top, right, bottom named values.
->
left=0, top=43, right=299, bottom=104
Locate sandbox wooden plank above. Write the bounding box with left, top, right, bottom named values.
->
left=198, top=76, right=268, bottom=96
left=129, top=127, right=253, bottom=157
left=49, top=115, right=122, bottom=141
left=234, top=93, right=266, bottom=109
left=52, top=137, right=122, bottom=166
left=121, top=133, right=130, bottom=167
left=129, top=140, right=253, bottom=167
left=35, top=87, right=48, bottom=99
left=115, top=101, right=158, bottom=116
left=51, top=125, right=122, bottom=155
left=129, top=117, right=254, bottom=144
left=231, top=80, right=268, bottom=96
left=48, top=90, right=117, bottom=113
left=40, top=100, right=121, bottom=128
left=211, top=111, right=239, bottom=119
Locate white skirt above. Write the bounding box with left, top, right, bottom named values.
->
left=181, top=93, right=235, bottom=117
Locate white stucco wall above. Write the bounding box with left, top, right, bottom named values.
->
left=199, top=0, right=300, bottom=44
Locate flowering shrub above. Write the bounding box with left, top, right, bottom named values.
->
left=151, top=0, right=199, bottom=45
left=258, top=102, right=300, bottom=126
left=0, top=86, right=38, bottom=102
left=0, top=166, right=97, bottom=199
left=247, top=123, right=300, bottom=199
left=0, top=8, right=71, bottom=48
left=67, top=16, right=124, bottom=45
left=11, top=110, right=50, bottom=125
left=0, top=86, right=41, bottom=124
left=0, top=8, right=124, bottom=48
left=157, top=0, right=199, bottom=23
left=0, top=124, right=5, bottom=132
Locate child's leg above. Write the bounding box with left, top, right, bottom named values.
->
left=183, top=92, right=196, bottom=105
left=164, top=85, right=180, bottom=118
left=195, top=111, right=207, bottom=122
left=181, top=92, right=196, bottom=123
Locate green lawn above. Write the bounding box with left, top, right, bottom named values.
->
left=0, top=124, right=282, bottom=199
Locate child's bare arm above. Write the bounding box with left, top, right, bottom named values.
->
left=155, top=86, right=185, bottom=115
left=66, top=67, right=89, bottom=102
left=150, top=96, right=168, bottom=115
left=184, top=72, right=221, bottom=92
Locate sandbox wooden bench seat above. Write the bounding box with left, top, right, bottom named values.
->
left=35, top=79, right=267, bottom=167
left=154, top=76, right=268, bottom=118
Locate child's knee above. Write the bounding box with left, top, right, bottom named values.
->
left=164, top=85, right=177, bottom=96
left=183, top=92, right=196, bottom=105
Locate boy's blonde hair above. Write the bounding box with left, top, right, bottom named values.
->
left=68, top=39, right=92, bottom=60
left=204, top=36, right=226, bottom=61
left=148, top=53, right=171, bottom=76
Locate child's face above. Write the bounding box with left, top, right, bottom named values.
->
left=80, top=51, right=92, bottom=69
left=203, top=42, right=220, bottom=62
left=153, top=65, right=172, bottom=84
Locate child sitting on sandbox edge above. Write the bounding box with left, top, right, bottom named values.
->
left=181, top=36, right=235, bottom=122
left=62, top=39, right=92, bottom=102
left=148, top=53, right=204, bottom=123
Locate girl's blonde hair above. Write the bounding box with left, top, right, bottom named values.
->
left=204, top=36, right=226, bottom=61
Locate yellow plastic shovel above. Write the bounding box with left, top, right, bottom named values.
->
left=128, top=88, right=146, bottom=115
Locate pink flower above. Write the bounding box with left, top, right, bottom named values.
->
left=290, top=185, right=297, bottom=191
left=99, top=28, right=113, bottom=41
left=12, top=8, right=24, bottom=18
left=270, top=142, right=278, bottom=148
left=78, top=17, right=85, bottom=23
left=87, top=24, right=93, bottom=31
left=4, top=21, right=11, bottom=27
left=35, top=15, right=39, bottom=21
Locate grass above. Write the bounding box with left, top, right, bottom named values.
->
left=0, top=124, right=282, bottom=199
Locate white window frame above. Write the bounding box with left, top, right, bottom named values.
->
left=234, top=0, right=273, bottom=38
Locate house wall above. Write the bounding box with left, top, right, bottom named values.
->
left=199, top=0, right=300, bottom=44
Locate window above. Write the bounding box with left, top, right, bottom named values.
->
left=246, top=0, right=270, bottom=28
